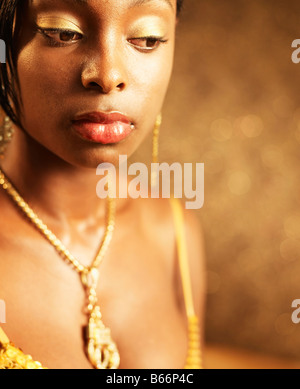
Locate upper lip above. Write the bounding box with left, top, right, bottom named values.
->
left=72, top=111, right=132, bottom=124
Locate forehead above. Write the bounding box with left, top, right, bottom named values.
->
left=29, top=0, right=176, bottom=12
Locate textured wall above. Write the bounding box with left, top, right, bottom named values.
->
left=148, top=0, right=300, bottom=359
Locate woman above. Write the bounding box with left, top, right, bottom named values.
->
left=0, top=0, right=206, bottom=369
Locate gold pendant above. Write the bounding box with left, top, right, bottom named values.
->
left=81, top=268, right=120, bottom=369
left=85, top=305, right=120, bottom=369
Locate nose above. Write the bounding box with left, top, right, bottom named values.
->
left=81, top=43, right=127, bottom=94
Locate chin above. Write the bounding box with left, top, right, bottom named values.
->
left=53, top=143, right=133, bottom=170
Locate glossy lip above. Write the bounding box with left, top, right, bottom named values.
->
left=71, top=111, right=134, bottom=144
left=73, top=111, right=133, bottom=124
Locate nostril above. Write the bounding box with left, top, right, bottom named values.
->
left=117, top=82, right=125, bottom=90
left=81, top=68, right=127, bottom=93
left=89, top=82, right=99, bottom=88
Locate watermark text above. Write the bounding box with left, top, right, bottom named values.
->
left=0, top=299, right=6, bottom=324
left=0, top=40, right=6, bottom=64
left=291, top=39, right=300, bottom=64
left=96, top=155, right=204, bottom=210
left=291, top=299, right=300, bottom=323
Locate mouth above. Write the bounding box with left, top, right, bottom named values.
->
left=71, top=111, right=135, bottom=144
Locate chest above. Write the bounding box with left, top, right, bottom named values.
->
left=0, top=227, right=187, bottom=369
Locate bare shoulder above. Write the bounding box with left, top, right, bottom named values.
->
left=132, top=197, right=206, bottom=318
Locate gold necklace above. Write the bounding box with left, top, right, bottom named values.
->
left=0, top=168, right=120, bottom=369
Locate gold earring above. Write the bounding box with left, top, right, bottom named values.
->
left=151, top=113, right=162, bottom=187
left=0, top=116, right=14, bottom=158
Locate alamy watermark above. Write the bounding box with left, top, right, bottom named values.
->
left=96, top=155, right=204, bottom=210
left=291, top=39, right=300, bottom=63
left=0, top=299, right=6, bottom=324
left=0, top=40, right=6, bottom=64
left=291, top=299, right=300, bottom=323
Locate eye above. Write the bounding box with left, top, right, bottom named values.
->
left=37, top=27, right=83, bottom=47
left=128, top=37, right=168, bottom=51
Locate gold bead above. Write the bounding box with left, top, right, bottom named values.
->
left=26, top=361, right=39, bottom=369
left=16, top=354, right=26, bottom=366
left=188, top=334, right=200, bottom=343
left=5, top=347, right=17, bottom=359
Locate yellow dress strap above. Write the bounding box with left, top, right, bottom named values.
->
left=0, top=326, right=9, bottom=344
left=169, top=197, right=203, bottom=369
left=169, top=197, right=196, bottom=318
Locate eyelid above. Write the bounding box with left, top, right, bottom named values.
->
left=36, top=26, right=83, bottom=36
left=129, top=28, right=167, bottom=39
left=36, top=16, right=84, bottom=34
left=128, top=16, right=168, bottom=37
left=128, top=36, right=167, bottom=43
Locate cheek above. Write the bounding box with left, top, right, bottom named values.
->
left=128, top=46, right=175, bottom=135
left=17, top=44, right=77, bottom=122
left=133, top=48, right=174, bottom=102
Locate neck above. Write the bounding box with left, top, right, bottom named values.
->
left=1, top=129, right=122, bottom=226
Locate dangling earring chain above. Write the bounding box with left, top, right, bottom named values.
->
left=151, top=113, right=162, bottom=187
left=0, top=168, right=120, bottom=369
left=0, top=116, right=14, bottom=158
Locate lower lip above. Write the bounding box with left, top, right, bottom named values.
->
left=72, top=120, right=133, bottom=144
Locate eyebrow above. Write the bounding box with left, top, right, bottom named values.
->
left=129, top=0, right=174, bottom=11
left=63, top=0, right=174, bottom=12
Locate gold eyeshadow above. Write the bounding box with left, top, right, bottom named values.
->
left=36, top=16, right=167, bottom=38
left=129, top=18, right=167, bottom=37
left=36, top=16, right=83, bottom=33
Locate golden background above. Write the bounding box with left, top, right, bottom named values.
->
left=139, top=0, right=300, bottom=367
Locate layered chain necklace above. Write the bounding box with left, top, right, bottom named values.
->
left=0, top=167, right=120, bottom=369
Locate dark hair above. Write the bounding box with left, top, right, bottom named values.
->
left=177, top=0, right=184, bottom=14
left=0, top=0, right=21, bottom=126
left=0, top=0, right=185, bottom=127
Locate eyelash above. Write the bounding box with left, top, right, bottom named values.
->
left=128, top=36, right=168, bottom=51
left=36, top=27, right=168, bottom=51
left=36, top=27, right=83, bottom=47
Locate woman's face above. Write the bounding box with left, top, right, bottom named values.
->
left=16, top=0, right=177, bottom=168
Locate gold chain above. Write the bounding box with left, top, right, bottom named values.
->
left=0, top=167, right=120, bottom=369
left=151, top=113, right=162, bottom=187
